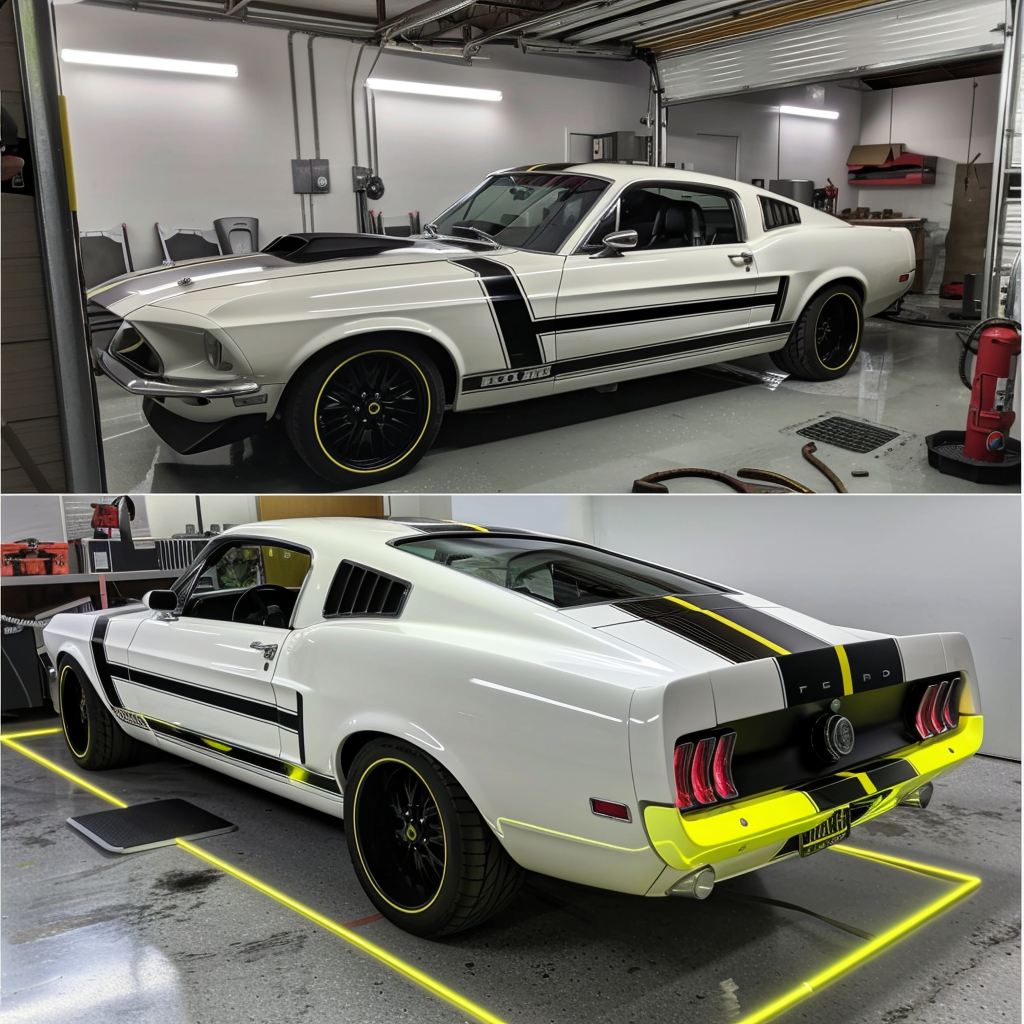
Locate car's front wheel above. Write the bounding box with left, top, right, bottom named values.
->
left=771, top=283, right=863, bottom=381
left=284, top=338, right=443, bottom=487
left=345, top=739, right=524, bottom=937
left=58, top=659, right=140, bottom=770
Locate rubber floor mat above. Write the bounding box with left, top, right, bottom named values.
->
left=67, top=798, right=236, bottom=854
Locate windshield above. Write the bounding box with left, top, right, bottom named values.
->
left=395, top=535, right=725, bottom=608
left=430, top=173, right=609, bottom=253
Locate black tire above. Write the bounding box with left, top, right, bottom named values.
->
left=57, top=658, right=141, bottom=770
left=345, top=738, right=524, bottom=937
left=284, top=337, right=444, bottom=488
left=770, top=283, right=863, bottom=381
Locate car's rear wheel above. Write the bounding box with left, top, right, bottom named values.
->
left=284, top=338, right=443, bottom=488
left=770, top=283, right=863, bottom=381
left=345, top=738, right=524, bottom=937
left=58, top=659, right=140, bottom=770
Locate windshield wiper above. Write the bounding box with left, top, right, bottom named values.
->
left=463, top=226, right=501, bottom=247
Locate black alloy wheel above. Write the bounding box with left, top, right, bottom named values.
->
left=345, top=738, right=524, bottom=937
left=770, top=283, right=863, bottom=381
left=285, top=338, right=443, bottom=488
left=57, top=658, right=141, bottom=770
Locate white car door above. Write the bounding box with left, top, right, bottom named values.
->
left=552, top=181, right=776, bottom=376
left=120, top=539, right=311, bottom=758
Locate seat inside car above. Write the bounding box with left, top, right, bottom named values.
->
left=648, top=200, right=706, bottom=248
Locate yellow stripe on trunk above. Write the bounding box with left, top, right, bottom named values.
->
left=663, top=596, right=791, bottom=656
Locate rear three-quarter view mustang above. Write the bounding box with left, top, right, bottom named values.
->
left=85, top=163, right=916, bottom=487
left=43, top=518, right=980, bottom=937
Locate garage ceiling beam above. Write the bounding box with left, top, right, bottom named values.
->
left=378, top=0, right=477, bottom=39
left=225, top=0, right=256, bottom=15
left=463, top=0, right=612, bottom=54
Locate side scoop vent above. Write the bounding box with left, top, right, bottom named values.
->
left=324, top=561, right=410, bottom=618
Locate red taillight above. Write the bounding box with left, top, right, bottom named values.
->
left=928, top=680, right=950, bottom=735
left=712, top=731, right=738, bottom=800
left=899, top=273, right=910, bottom=282
left=590, top=798, right=631, bottom=821
left=941, top=679, right=961, bottom=730
left=673, top=742, right=695, bottom=809
left=915, top=683, right=939, bottom=739
left=692, top=737, right=717, bottom=805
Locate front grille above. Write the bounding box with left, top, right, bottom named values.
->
left=797, top=415, right=901, bottom=454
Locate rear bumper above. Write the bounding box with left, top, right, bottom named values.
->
left=643, top=714, right=983, bottom=878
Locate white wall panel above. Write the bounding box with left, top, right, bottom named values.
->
left=658, top=0, right=1004, bottom=103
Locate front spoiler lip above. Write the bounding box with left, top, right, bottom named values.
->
left=643, top=714, right=983, bottom=872
left=95, top=347, right=261, bottom=399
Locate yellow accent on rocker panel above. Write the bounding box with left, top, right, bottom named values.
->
left=663, top=596, right=791, bottom=656
left=497, top=817, right=650, bottom=853
left=313, top=350, right=432, bottom=473
left=732, top=845, right=980, bottom=1024
left=1, top=735, right=513, bottom=1024
left=350, top=757, right=448, bottom=916
left=835, top=645, right=854, bottom=696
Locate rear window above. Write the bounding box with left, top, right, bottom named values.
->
left=395, top=535, right=725, bottom=608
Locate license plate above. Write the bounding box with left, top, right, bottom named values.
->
left=799, top=807, right=850, bottom=857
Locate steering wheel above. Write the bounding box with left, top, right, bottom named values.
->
left=231, top=584, right=292, bottom=627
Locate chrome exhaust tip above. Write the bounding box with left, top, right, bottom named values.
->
left=899, top=782, right=934, bottom=809
left=667, top=865, right=715, bottom=899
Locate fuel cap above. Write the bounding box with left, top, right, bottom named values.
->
left=812, top=712, right=856, bottom=763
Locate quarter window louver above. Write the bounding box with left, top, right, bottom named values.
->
left=324, top=561, right=409, bottom=618
left=759, top=196, right=801, bottom=231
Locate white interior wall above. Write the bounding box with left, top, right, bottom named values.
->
left=590, top=495, right=1020, bottom=760
left=451, top=495, right=595, bottom=543
left=141, top=494, right=257, bottom=537
left=54, top=5, right=649, bottom=268
left=666, top=82, right=863, bottom=199
left=1, top=496, right=66, bottom=542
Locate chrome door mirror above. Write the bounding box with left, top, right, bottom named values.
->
left=144, top=589, right=179, bottom=621
left=592, top=230, right=638, bottom=259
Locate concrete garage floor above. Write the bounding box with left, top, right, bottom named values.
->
left=97, top=297, right=1021, bottom=495
left=2, top=716, right=1019, bottom=1024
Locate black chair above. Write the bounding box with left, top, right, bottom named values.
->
left=214, top=217, right=259, bottom=254
left=79, top=223, right=134, bottom=288
left=156, top=223, right=222, bottom=264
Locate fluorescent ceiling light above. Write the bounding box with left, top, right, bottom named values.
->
left=366, top=77, right=501, bottom=101
left=61, top=49, right=238, bottom=77
left=779, top=105, right=839, bottom=119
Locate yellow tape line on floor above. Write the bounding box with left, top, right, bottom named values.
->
left=2, top=730, right=982, bottom=1024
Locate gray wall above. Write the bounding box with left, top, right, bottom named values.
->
left=452, top=494, right=1021, bottom=760
left=54, top=4, right=650, bottom=269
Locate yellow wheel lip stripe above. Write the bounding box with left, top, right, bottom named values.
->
left=313, top=349, right=432, bottom=474
left=815, top=291, right=861, bottom=372
left=663, top=595, right=791, bottom=656
left=350, top=756, right=448, bottom=916
left=1, top=733, right=512, bottom=1024
left=59, top=665, right=90, bottom=760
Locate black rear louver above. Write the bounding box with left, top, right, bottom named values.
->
left=759, top=196, right=801, bottom=230
left=324, top=561, right=409, bottom=618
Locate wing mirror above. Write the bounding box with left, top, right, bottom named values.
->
left=144, top=590, right=178, bottom=620
left=592, top=230, right=638, bottom=259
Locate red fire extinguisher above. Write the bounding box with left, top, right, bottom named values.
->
left=962, top=323, right=1020, bottom=462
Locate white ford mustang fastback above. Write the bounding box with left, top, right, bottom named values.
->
left=86, top=164, right=916, bottom=486
left=45, top=518, right=981, bottom=937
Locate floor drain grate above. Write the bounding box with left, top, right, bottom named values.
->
left=796, top=416, right=901, bottom=454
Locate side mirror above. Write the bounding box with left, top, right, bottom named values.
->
left=144, top=590, right=178, bottom=620
left=592, top=229, right=638, bottom=259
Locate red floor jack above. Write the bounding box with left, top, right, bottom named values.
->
left=926, top=319, right=1021, bottom=484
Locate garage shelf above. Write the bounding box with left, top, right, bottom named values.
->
left=1, top=570, right=182, bottom=588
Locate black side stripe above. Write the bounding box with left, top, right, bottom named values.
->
left=295, top=691, right=305, bottom=764
left=533, top=293, right=770, bottom=335
left=455, top=257, right=543, bottom=368
left=146, top=718, right=341, bottom=796
left=771, top=277, right=790, bottom=322
left=91, top=618, right=125, bottom=709
left=114, top=663, right=300, bottom=732
left=462, top=321, right=793, bottom=392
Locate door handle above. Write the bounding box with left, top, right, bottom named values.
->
left=728, top=251, right=754, bottom=264
left=250, top=641, right=278, bottom=661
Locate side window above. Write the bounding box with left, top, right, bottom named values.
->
left=613, top=183, right=742, bottom=249
left=181, top=541, right=312, bottom=625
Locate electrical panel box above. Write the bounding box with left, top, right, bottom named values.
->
left=291, top=158, right=331, bottom=194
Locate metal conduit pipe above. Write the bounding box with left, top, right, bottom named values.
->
left=287, top=31, right=307, bottom=232
left=463, top=0, right=611, bottom=55
left=307, top=33, right=321, bottom=231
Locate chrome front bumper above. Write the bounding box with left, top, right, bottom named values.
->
left=95, top=347, right=261, bottom=400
